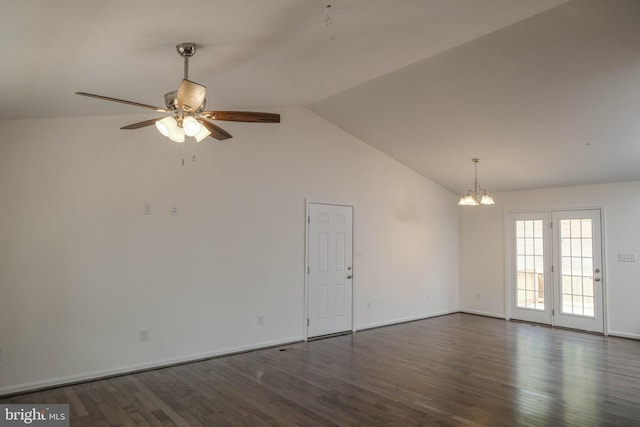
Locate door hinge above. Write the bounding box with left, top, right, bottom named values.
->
left=552, top=309, right=555, bottom=316
left=307, top=319, right=310, bottom=326
left=550, top=222, right=553, bottom=229
left=551, top=265, right=554, bottom=273
left=308, top=215, right=310, bottom=223
left=307, top=266, right=310, bottom=274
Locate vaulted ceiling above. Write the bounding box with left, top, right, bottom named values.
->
left=3, top=0, right=639, bottom=194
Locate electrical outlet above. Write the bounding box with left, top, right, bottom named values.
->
left=426, top=294, right=430, bottom=302
left=140, top=329, right=149, bottom=342
left=366, top=301, right=372, bottom=309
left=476, top=292, right=481, bottom=300
left=143, top=203, right=151, bottom=215
left=257, top=316, right=264, bottom=326
left=170, top=206, right=178, bottom=216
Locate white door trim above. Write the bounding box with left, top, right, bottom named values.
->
left=304, top=199, right=356, bottom=340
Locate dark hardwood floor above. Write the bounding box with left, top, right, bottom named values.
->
left=3, top=313, right=640, bottom=426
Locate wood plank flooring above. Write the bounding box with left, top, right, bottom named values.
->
left=3, top=313, right=640, bottom=426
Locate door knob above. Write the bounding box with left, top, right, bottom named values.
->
left=347, top=275, right=353, bottom=279
left=595, top=277, right=601, bottom=282
left=595, top=268, right=600, bottom=273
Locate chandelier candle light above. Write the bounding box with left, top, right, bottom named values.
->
left=458, top=158, right=495, bottom=206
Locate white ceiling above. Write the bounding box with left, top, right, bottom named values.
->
left=310, top=0, right=640, bottom=193
left=3, top=0, right=639, bottom=194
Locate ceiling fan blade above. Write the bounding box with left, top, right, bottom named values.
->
left=120, top=117, right=164, bottom=130
left=76, top=92, right=168, bottom=113
left=177, top=79, right=206, bottom=112
left=198, top=119, right=232, bottom=140
left=201, top=111, right=280, bottom=123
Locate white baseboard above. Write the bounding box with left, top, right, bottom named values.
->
left=16, top=309, right=630, bottom=396
left=607, top=330, right=640, bottom=341
left=459, top=309, right=506, bottom=319
left=0, top=335, right=304, bottom=397
left=356, top=308, right=459, bottom=331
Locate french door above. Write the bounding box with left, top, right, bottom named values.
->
left=508, top=209, right=604, bottom=333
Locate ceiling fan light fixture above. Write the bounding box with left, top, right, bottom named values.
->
left=168, top=128, right=185, bottom=143
left=194, top=124, right=211, bottom=142
left=156, top=116, right=184, bottom=142
left=155, top=116, right=174, bottom=137
left=183, top=115, right=201, bottom=137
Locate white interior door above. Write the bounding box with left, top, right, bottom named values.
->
left=508, top=209, right=604, bottom=333
left=307, top=203, right=353, bottom=338
left=552, top=210, right=604, bottom=333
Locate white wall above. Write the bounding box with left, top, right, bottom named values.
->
left=459, top=181, right=640, bottom=338
left=0, top=107, right=459, bottom=395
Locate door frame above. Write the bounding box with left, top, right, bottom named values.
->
left=304, top=199, right=356, bottom=340
left=505, top=206, right=609, bottom=334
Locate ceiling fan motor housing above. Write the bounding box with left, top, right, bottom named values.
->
left=164, top=90, right=207, bottom=114
left=164, top=90, right=206, bottom=113
left=164, top=91, right=179, bottom=111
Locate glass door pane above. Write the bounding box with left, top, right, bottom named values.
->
left=559, top=218, right=595, bottom=317
left=515, top=219, right=545, bottom=310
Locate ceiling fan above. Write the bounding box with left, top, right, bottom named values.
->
left=76, top=43, right=280, bottom=142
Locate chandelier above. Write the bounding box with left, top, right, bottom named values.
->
left=458, top=158, right=495, bottom=206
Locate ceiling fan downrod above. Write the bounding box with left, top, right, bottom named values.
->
left=176, top=42, right=196, bottom=80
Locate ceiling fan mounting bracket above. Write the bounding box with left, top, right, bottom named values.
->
left=176, top=43, right=196, bottom=58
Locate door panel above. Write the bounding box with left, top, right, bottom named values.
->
left=510, top=213, right=552, bottom=325
left=307, top=203, right=353, bottom=338
left=552, top=210, right=603, bottom=332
